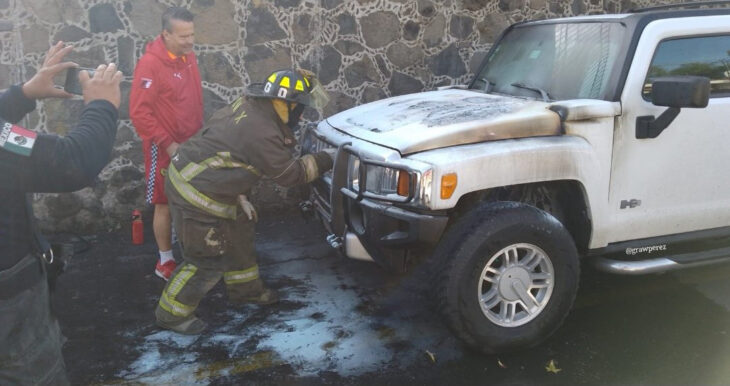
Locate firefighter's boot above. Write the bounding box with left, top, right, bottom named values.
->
left=156, top=314, right=207, bottom=335
left=227, top=276, right=279, bottom=305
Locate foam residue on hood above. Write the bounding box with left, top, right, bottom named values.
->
left=326, top=89, right=561, bottom=154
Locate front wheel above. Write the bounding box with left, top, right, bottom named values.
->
left=433, top=201, right=579, bottom=353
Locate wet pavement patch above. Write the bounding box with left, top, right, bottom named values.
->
left=53, top=214, right=730, bottom=385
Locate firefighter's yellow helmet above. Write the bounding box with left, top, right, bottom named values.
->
left=247, top=69, right=329, bottom=109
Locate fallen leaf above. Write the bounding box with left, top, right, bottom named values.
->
left=425, top=350, right=436, bottom=363
left=545, top=359, right=562, bottom=374
left=497, top=359, right=507, bottom=369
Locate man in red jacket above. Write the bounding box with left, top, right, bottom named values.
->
left=130, top=7, right=203, bottom=281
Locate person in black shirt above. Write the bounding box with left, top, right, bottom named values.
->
left=0, top=41, right=122, bottom=385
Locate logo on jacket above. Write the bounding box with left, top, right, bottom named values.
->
left=173, top=72, right=182, bottom=80
left=141, top=78, right=153, bottom=89
left=13, top=135, right=27, bottom=146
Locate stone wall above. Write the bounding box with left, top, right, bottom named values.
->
left=0, top=0, right=680, bottom=232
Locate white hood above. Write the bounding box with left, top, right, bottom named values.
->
left=326, top=89, right=562, bottom=154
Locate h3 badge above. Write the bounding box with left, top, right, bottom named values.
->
left=620, top=199, right=642, bottom=209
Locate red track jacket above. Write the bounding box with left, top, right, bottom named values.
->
left=130, top=36, right=203, bottom=163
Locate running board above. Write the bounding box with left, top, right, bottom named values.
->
left=592, top=255, right=730, bottom=275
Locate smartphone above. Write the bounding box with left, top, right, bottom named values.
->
left=64, top=67, right=96, bottom=95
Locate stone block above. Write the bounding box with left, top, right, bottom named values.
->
left=469, top=50, right=488, bottom=74
left=450, top=15, right=474, bottom=39
left=246, top=7, right=287, bottom=45
left=322, top=0, right=341, bottom=9
left=0, top=63, right=13, bottom=89
left=571, top=0, right=586, bottom=15
left=127, top=1, right=166, bottom=38
left=20, top=25, right=49, bottom=53
left=117, top=37, right=135, bottom=76
left=386, top=42, right=424, bottom=69
left=244, top=44, right=292, bottom=84
left=362, top=85, right=387, bottom=103
left=403, top=20, right=420, bottom=41
left=118, top=81, right=131, bottom=120
left=388, top=71, right=423, bottom=96
left=54, top=26, right=91, bottom=44
left=323, top=90, right=355, bottom=117
left=499, top=0, right=526, bottom=11
left=344, top=56, right=379, bottom=88
left=293, top=13, right=315, bottom=44
left=423, top=13, right=446, bottom=47
left=334, top=40, right=364, bottom=56
left=275, top=0, right=301, bottom=7
left=375, top=55, right=390, bottom=78
left=203, top=87, right=227, bottom=120
left=43, top=98, right=86, bottom=136
left=337, top=13, right=356, bottom=35
left=21, top=0, right=83, bottom=24
left=478, top=13, right=510, bottom=44
left=427, top=43, right=467, bottom=78
left=45, top=192, right=83, bottom=220
left=460, top=0, right=491, bottom=11
left=64, top=45, right=107, bottom=69
left=192, top=0, right=238, bottom=45
left=90, top=4, right=124, bottom=34
left=198, top=51, right=242, bottom=88
left=360, top=11, right=400, bottom=49
left=418, top=0, right=436, bottom=17
left=302, top=46, right=341, bottom=85
left=531, top=0, right=547, bottom=9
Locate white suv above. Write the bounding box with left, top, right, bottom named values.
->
left=302, top=4, right=730, bottom=353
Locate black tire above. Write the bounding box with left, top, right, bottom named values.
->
left=432, top=201, right=580, bottom=354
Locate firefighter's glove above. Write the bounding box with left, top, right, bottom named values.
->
left=300, top=151, right=333, bottom=183
left=238, top=194, right=258, bottom=222
left=314, top=151, right=334, bottom=173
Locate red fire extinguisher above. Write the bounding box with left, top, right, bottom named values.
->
left=132, top=209, right=144, bottom=245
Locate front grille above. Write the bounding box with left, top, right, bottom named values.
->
left=311, top=135, right=335, bottom=153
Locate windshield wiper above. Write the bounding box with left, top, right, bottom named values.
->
left=510, top=82, right=551, bottom=102
left=476, top=77, right=495, bottom=93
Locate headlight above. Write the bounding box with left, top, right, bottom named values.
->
left=348, top=155, right=411, bottom=199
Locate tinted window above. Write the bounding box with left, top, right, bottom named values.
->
left=644, top=35, right=730, bottom=98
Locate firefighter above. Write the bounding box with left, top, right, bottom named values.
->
left=155, top=69, right=333, bottom=334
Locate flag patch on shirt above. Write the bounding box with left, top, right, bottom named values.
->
left=0, top=122, right=37, bottom=156
left=141, top=78, right=153, bottom=89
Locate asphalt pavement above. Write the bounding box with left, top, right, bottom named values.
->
left=52, top=212, right=730, bottom=385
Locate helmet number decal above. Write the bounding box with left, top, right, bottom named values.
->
left=264, top=82, right=272, bottom=93
left=277, top=88, right=288, bottom=98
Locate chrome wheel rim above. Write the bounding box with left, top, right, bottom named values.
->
left=477, top=243, right=554, bottom=327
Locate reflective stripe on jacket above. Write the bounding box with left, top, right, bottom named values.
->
left=166, top=97, right=313, bottom=218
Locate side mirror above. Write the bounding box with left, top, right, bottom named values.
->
left=636, top=75, right=711, bottom=139
left=651, top=76, right=710, bottom=108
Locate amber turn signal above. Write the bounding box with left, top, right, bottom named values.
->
left=440, top=173, right=457, bottom=199
left=397, top=170, right=410, bottom=197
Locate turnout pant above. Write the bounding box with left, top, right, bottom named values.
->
left=156, top=201, right=263, bottom=324
left=0, top=254, right=68, bottom=385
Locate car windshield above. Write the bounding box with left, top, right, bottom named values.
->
left=471, top=21, right=627, bottom=101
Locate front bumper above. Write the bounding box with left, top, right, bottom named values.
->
left=310, top=141, right=448, bottom=271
